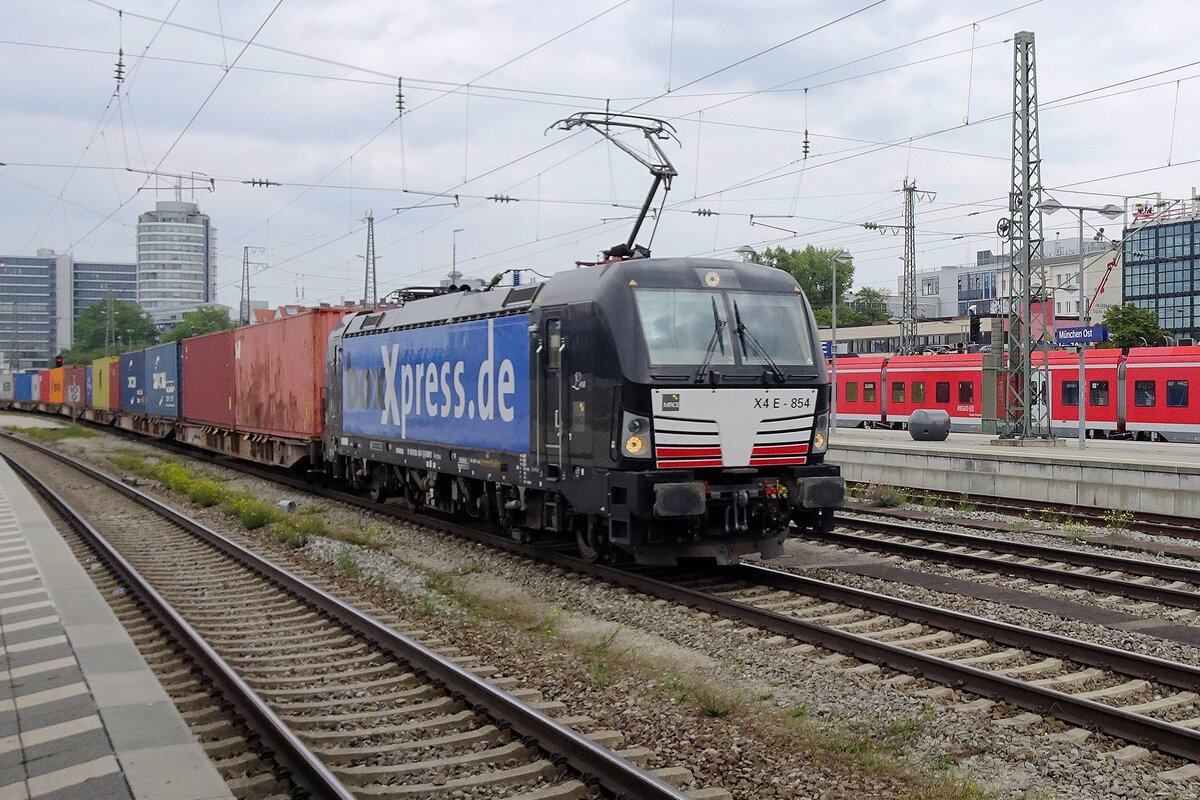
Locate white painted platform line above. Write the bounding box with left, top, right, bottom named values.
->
left=27, top=755, right=120, bottom=797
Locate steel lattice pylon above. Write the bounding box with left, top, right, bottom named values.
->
left=900, top=179, right=918, bottom=353
left=1001, top=31, right=1051, bottom=439
left=363, top=212, right=377, bottom=309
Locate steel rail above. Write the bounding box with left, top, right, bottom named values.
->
left=1, top=434, right=690, bottom=800
left=620, top=563, right=1200, bottom=763
left=831, top=513, right=1200, bottom=584
left=0, top=452, right=357, bottom=800
left=809, top=524, right=1200, bottom=610
left=844, top=482, right=1200, bottom=541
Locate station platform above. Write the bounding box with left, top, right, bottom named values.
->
left=0, top=459, right=231, bottom=800
left=828, top=428, right=1200, bottom=516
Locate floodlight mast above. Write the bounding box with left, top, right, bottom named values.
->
left=550, top=112, right=679, bottom=257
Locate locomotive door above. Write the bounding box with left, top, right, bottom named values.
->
left=541, top=315, right=566, bottom=479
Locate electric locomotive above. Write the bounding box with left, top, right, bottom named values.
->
left=324, top=256, right=843, bottom=565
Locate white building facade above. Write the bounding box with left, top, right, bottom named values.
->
left=136, top=201, right=217, bottom=324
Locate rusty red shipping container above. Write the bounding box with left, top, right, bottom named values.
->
left=234, top=308, right=347, bottom=439
left=63, top=365, right=87, bottom=408
left=181, top=329, right=236, bottom=428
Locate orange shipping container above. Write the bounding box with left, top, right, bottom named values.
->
left=234, top=308, right=347, bottom=439
left=48, top=367, right=65, bottom=404
left=92, top=356, right=118, bottom=410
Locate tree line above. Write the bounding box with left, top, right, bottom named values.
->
left=59, top=302, right=232, bottom=365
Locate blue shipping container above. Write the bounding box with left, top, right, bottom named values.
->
left=14, top=373, right=34, bottom=402
left=144, top=342, right=182, bottom=418
left=340, top=314, right=531, bottom=452
left=121, top=350, right=146, bottom=413
left=85, top=366, right=94, bottom=408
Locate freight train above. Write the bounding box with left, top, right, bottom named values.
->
left=2, top=256, right=844, bottom=565
left=834, top=346, right=1199, bottom=442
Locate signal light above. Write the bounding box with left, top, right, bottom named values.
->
left=54, top=355, right=63, bottom=367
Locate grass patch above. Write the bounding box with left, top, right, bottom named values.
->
left=5, top=424, right=96, bottom=443
left=329, top=523, right=383, bottom=548
left=789, top=704, right=809, bottom=719
left=334, top=549, right=361, bottom=578
left=920, top=492, right=941, bottom=509
left=1061, top=521, right=1093, bottom=543
left=225, top=496, right=285, bottom=530
left=580, top=629, right=621, bottom=689
left=955, top=493, right=977, bottom=513
left=864, top=483, right=908, bottom=508
left=108, top=449, right=148, bottom=471
left=186, top=479, right=228, bottom=507
left=1102, top=508, right=1134, bottom=530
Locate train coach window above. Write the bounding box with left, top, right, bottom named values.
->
left=912, top=382, right=926, bottom=403
left=845, top=382, right=858, bottom=403
left=957, top=381, right=974, bottom=404
left=1089, top=380, right=1110, bottom=407
left=1134, top=380, right=1157, bottom=407
left=863, top=382, right=877, bottom=402
left=891, top=382, right=905, bottom=403
left=1062, top=381, right=1079, bottom=407
left=935, top=382, right=950, bottom=403
left=1167, top=380, right=1190, bottom=407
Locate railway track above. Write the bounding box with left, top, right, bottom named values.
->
left=98, top=436, right=1200, bottom=769
left=19, top=427, right=1200, bottom=772
left=849, top=482, right=1200, bottom=542
left=0, top=433, right=702, bottom=800
left=806, top=514, right=1200, bottom=613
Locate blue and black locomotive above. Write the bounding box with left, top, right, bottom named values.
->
left=325, top=256, right=844, bottom=565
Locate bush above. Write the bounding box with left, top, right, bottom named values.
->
left=186, top=479, right=228, bottom=507
left=226, top=496, right=284, bottom=530
left=109, top=450, right=147, bottom=472
left=864, top=483, right=908, bottom=508
left=154, top=462, right=194, bottom=493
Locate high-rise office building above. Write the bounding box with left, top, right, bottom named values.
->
left=136, top=200, right=217, bottom=324
left=0, top=249, right=137, bottom=368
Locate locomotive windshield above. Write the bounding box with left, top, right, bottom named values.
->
left=635, top=289, right=736, bottom=366
left=634, top=289, right=817, bottom=367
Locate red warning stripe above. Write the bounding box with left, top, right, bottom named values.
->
left=750, top=444, right=810, bottom=456
left=655, top=446, right=723, bottom=458
left=750, top=456, right=808, bottom=466
left=657, top=459, right=724, bottom=469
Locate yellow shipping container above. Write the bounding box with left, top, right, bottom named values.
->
left=92, top=356, right=118, bottom=410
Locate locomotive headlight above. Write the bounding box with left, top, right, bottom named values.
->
left=620, top=412, right=652, bottom=458
left=812, top=412, right=830, bottom=454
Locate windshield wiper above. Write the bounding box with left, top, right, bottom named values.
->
left=694, top=296, right=727, bottom=384
left=733, top=300, right=786, bottom=383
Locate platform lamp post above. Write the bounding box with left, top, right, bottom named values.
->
left=1036, top=198, right=1123, bottom=450
left=831, top=250, right=854, bottom=431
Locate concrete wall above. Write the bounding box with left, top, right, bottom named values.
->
left=829, top=442, right=1200, bottom=517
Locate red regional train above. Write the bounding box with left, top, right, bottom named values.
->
left=832, top=345, right=1200, bottom=442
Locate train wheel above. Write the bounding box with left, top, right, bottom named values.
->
left=575, top=516, right=608, bottom=563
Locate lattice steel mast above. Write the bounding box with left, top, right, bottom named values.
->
left=1001, top=31, right=1050, bottom=439
left=900, top=179, right=918, bottom=354
left=362, top=212, right=377, bottom=309
left=239, top=246, right=265, bottom=326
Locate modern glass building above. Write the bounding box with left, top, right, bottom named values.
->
left=1123, top=205, right=1200, bottom=342
left=0, top=250, right=137, bottom=369
left=136, top=200, right=217, bottom=323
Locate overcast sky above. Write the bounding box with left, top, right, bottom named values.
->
left=3, top=0, right=1199, bottom=311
